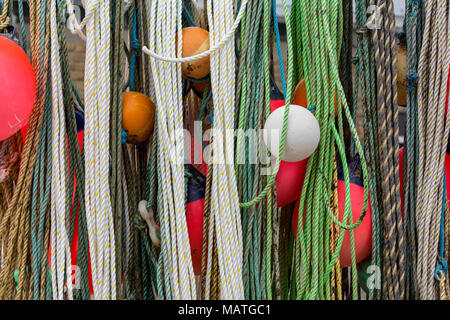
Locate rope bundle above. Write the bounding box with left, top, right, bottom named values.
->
left=235, top=0, right=274, bottom=300
left=0, top=0, right=50, bottom=300
left=289, top=0, right=369, bottom=300
left=0, top=0, right=449, bottom=301
left=204, top=0, right=244, bottom=300
left=49, top=0, right=73, bottom=299
left=148, top=0, right=196, bottom=300
left=83, top=0, right=116, bottom=300
left=371, top=0, right=406, bottom=300
left=403, top=0, right=424, bottom=299
left=415, top=0, right=450, bottom=300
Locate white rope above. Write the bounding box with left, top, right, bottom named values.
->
left=141, top=0, right=248, bottom=63
left=49, top=0, right=73, bottom=300
left=206, top=0, right=244, bottom=300
left=84, top=0, right=116, bottom=300
left=148, top=0, right=196, bottom=299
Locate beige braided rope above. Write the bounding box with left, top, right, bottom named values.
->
left=416, top=0, right=450, bottom=300
left=0, top=0, right=10, bottom=30
left=0, top=0, right=51, bottom=299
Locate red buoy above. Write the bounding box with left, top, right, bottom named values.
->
left=0, top=36, right=36, bottom=141
left=292, top=156, right=372, bottom=268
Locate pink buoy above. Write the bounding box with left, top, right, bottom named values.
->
left=0, top=36, right=36, bottom=141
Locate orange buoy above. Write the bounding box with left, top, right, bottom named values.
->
left=181, top=27, right=210, bottom=80
left=122, top=91, right=156, bottom=144
left=293, top=79, right=308, bottom=108
left=293, top=78, right=339, bottom=116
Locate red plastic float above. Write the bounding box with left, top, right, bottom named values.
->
left=292, top=157, right=372, bottom=268
left=0, top=36, right=36, bottom=141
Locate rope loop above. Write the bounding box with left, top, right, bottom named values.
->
left=65, top=0, right=100, bottom=41
left=142, top=0, right=249, bottom=63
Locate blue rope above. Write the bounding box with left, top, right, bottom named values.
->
left=272, top=0, right=314, bottom=113
left=197, top=90, right=212, bottom=122
left=182, top=3, right=196, bottom=27
left=130, top=8, right=141, bottom=91
left=272, top=0, right=287, bottom=103
left=406, top=73, right=419, bottom=92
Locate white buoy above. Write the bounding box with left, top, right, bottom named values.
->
left=263, top=105, right=320, bottom=162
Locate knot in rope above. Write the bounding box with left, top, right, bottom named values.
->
left=138, top=200, right=161, bottom=247
left=131, top=39, right=141, bottom=51
left=121, top=130, right=127, bottom=144
left=435, top=256, right=448, bottom=281
left=397, top=32, right=406, bottom=45
left=65, top=0, right=101, bottom=41
left=0, top=152, right=19, bottom=183
left=406, top=73, right=419, bottom=92
left=0, top=16, right=9, bottom=30
left=134, top=214, right=147, bottom=231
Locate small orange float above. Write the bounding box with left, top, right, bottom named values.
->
left=293, top=78, right=339, bottom=116
left=122, top=91, right=156, bottom=144
left=181, top=27, right=210, bottom=80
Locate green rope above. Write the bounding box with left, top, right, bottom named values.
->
left=289, top=0, right=369, bottom=300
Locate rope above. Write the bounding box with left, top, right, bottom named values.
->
left=142, top=0, right=249, bottom=63
left=404, top=0, right=424, bottom=299
left=83, top=0, right=116, bottom=300
left=415, top=0, right=450, bottom=300
left=148, top=0, right=196, bottom=299
left=49, top=0, right=73, bottom=300
left=204, top=0, right=244, bottom=299
left=290, top=0, right=370, bottom=300
left=0, top=0, right=10, bottom=30
left=354, top=0, right=382, bottom=300
left=371, top=0, right=406, bottom=300
left=0, top=0, right=50, bottom=300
